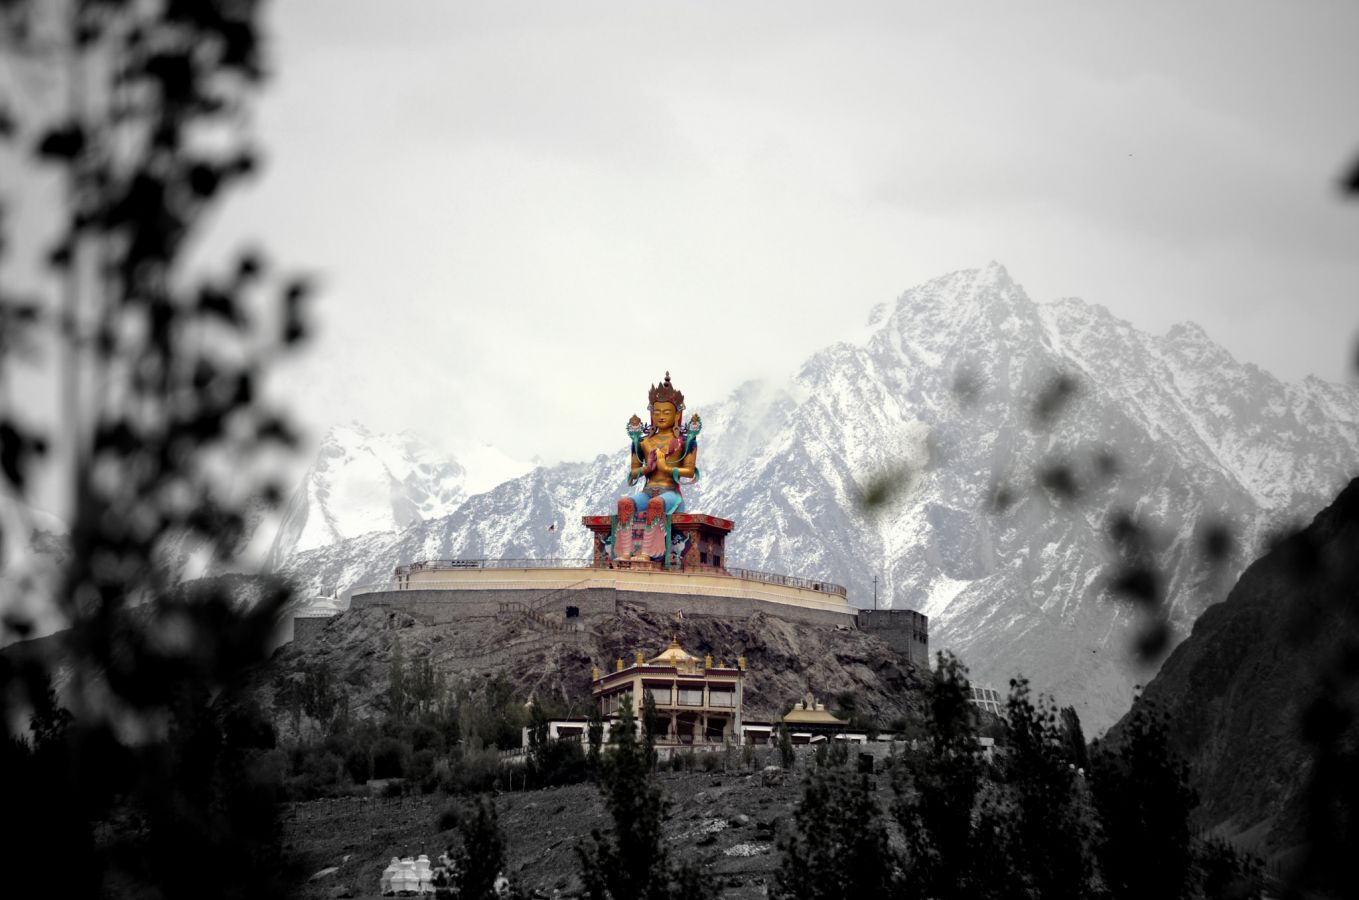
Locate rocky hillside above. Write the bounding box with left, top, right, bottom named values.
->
left=255, top=603, right=929, bottom=735
left=1108, top=476, right=1359, bottom=857
left=276, top=265, right=1359, bottom=731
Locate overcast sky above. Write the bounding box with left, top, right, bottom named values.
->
left=15, top=2, right=1359, bottom=489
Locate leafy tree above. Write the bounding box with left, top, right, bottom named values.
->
left=586, top=696, right=604, bottom=772
left=1060, top=705, right=1090, bottom=771
left=776, top=723, right=796, bottom=769
left=892, top=651, right=985, bottom=898
left=1194, top=837, right=1264, bottom=900
left=641, top=688, right=662, bottom=761
left=372, top=736, right=409, bottom=780
left=1004, top=677, right=1094, bottom=900
left=1088, top=700, right=1197, bottom=900
left=575, top=696, right=710, bottom=900
left=452, top=794, right=511, bottom=900
left=774, top=764, right=896, bottom=898
left=0, top=1, right=307, bottom=896
left=387, top=641, right=408, bottom=722
left=407, top=654, right=442, bottom=718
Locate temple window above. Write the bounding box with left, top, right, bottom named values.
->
left=600, top=689, right=632, bottom=715
left=677, top=687, right=704, bottom=706
left=709, top=687, right=735, bottom=708
left=644, top=683, right=672, bottom=705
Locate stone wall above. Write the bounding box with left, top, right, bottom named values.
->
left=345, top=583, right=858, bottom=630
left=856, top=609, right=930, bottom=668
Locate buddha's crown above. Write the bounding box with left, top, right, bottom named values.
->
left=648, top=371, right=685, bottom=410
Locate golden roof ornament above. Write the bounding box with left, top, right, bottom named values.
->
left=649, top=637, right=700, bottom=668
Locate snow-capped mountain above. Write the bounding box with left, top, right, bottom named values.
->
left=266, top=424, right=477, bottom=570
left=276, top=264, right=1359, bottom=731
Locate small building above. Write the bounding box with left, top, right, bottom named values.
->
left=591, top=637, right=746, bottom=746
left=856, top=608, right=930, bottom=669
left=776, top=694, right=866, bottom=744
left=291, top=594, right=343, bottom=644
left=519, top=717, right=593, bottom=748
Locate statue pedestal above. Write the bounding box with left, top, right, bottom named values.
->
left=582, top=513, right=734, bottom=571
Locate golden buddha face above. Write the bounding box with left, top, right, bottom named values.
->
left=650, top=401, right=678, bottom=432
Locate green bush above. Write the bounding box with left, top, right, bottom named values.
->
left=344, top=744, right=372, bottom=784
left=282, top=748, right=345, bottom=801
left=440, top=744, right=503, bottom=795
left=409, top=723, right=442, bottom=754
left=411, top=748, right=437, bottom=785
left=372, top=737, right=409, bottom=780
left=247, top=748, right=287, bottom=799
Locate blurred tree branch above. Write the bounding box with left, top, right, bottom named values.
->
left=0, top=1, right=308, bottom=896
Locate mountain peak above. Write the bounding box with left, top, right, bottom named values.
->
left=981, top=259, right=1014, bottom=285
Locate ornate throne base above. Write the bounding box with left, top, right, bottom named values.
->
left=582, top=513, right=734, bottom=571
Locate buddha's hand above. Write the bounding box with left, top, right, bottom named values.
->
left=643, top=448, right=658, bottom=474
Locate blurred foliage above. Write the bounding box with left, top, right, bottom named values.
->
left=0, top=0, right=308, bottom=896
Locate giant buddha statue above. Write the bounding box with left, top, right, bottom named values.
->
left=611, top=372, right=702, bottom=563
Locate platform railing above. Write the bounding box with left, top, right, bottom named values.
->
left=385, top=558, right=848, bottom=599
left=394, top=558, right=594, bottom=575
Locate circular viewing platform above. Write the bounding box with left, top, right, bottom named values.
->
left=351, top=558, right=854, bottom=621
left=390, top=557, right=847, bottom=598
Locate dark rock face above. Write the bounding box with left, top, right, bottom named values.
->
left=253, top=603, right=928, bottom=737
left=1110, top=476, right=1359, bottom=854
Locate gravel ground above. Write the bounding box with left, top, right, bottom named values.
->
left=285, top=764, right=897, bottom=899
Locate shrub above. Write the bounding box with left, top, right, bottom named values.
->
left=777, top=728, right=796, bottom=770
left=411, top=748, right=438, bottom=785
left=409, top=723, right=442, bottom=754
left=373, top=737, right=409, bottom=780
left=774, top=766, right=895, bottom=898
left=441, top=744, right=503, bottom=795
left=344, top=744, right=372, bottom=784
left=247, top=749, right=288, bottom=799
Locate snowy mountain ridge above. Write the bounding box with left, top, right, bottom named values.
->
left=274, top=264, right=1359, bottom=731
left=266, top=423, right=525, bottom=571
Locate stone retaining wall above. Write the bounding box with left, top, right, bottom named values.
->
left=347, top=582, right=858, bottom=629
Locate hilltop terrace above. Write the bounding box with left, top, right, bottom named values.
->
left=373, top=557, right=852, bottom=618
